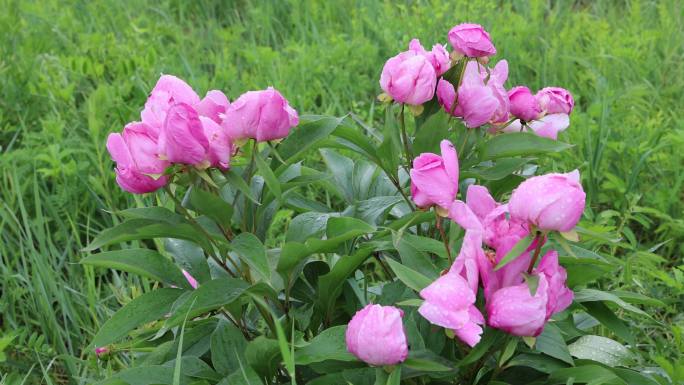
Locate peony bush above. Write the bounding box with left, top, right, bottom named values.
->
left=85, top=23, right=656, bottom=385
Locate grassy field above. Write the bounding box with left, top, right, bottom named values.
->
left=1, top=0, right=682, bottom=383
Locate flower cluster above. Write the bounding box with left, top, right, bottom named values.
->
left=346, top=23, right=585, bottom=367
left=106, top=75, right=298, bottom=194
left=379, top=23, right=574, bottom=137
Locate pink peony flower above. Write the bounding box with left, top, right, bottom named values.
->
left=508, top=86, right=542, bottom=121
left=410, top=140, right=459, bottom=210
left=200, top=116, right=233, bottom=169
left=437, top=61, right=509, bottom=128
left=196, top=90, right=230, bottom=124
left=509, top=170, right=586, bottom=232
left=536, top=87, right=574, bottom=115
left=408, top=38, right=451, bottom=76
left=222, top=87, right=299, bottom=142
left=500, top=113, right=570, bottom=140
left=535, top=251, right=573, bottom=319
left=141, top=75, right=201, bottom=135
left=345, top=304, right=408, bottom=366
left=487, top=275, right=549, bottom=337
left=106, top=122, right=169, bottom=194
left=448, top=23, right=496, bottom=58
left=158, top=103, right=210, bottom=166
left=380, top=49, right=436, bottom=105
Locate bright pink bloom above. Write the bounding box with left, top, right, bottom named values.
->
left=419, top=271, right=484, bottom=347
left=141, top=75, right=201, bottom=135
left=181, top=269, right=199, bottom=289
left=197, top=90, right=230, bottom=124
left=501, top=113, right=570, bottom=140
left=95, top=346, right=109, bottom=357
left=408, top=39, right=451, bottom=76
left=536, top=87, right=574, bottom=115
left=508, top=86, right=542, bottom=121
left=448, top=23, right=496, bottom=58
left=535, top=251, right=573, bottom=319
left=345, top=304, right=408, bottom=366
left=222, top=87, right=298, bottom=142
left=158, top=103, right=210, bottom=166
left=200, top=116, right=232, bottom=169
left=437, top=61, right=509, bottom=127
left=487, top=275, right=549, bottom=337
left=509, top=170, right=586, bottom=232
left=380, top=50, right=436, bottom=105
left=106, top=122, right=169, bottom=194
left=410, top=140, right=459, bottom=210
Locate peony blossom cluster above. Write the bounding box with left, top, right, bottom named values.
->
left=409, top=140, right=583, bottom=344
left=106, top=75, right=298, bottom=194
left=379, top=23, right=574, bottom=137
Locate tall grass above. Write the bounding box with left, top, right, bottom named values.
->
left=1, top=0, right=682, bottom=382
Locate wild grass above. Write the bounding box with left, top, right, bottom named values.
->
left=0, top=0, right=682, bottom=383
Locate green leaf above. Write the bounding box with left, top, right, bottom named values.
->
left=611, top=368, right=661, bottom=385
left=387, top=366, right=401, bottom=385
left=210, top=320, right=248, bottom=376
left=285, top=212, right=332, bottom=243
left=85, top=218, right=210, bottom=251
left=466, top=158, right=533, bottom=181
left=81, top=249, right=190, bottom=288
left=224, top=169, right=260, bottom=205
left=457, top=329, right=505, bottom=367
left=94, top=366, right=191, bottom=385
left=559, top=257, right=614, bottom=287
left=494, top=234, right=534, bottom=271
left=506, top=353, right=567, bottom=374
left=481, top=132, right=572, bottom=159
left=412, top=112, right=449, bottom=155
left=255, top=152, right=282, bottom=201
left=574, top=289, right=648, bottom=316
left=295, top=325, right=356, bottom=365
left=187, top=186, right=233, bottom=229
left=245, top=336, right=281, bottom=380
left=548, top=365, right=622, bottom=385
left=394, top=234, right=439, bottom=279
left=231, top=233, right=271, bottom=282
left=278, top=115, right=345, bottom=164
left=568, top=335, right=633, bottom=367
left=536, top=324, right=574, bottom=365
left=385, top=258, right=432, bottom=292
left=165, top=278, right=250, bottom=327
left=403, top=358, right=451, bottom=372
left=318, top=247, right=374, bottom=317
left=581, top=301, right=635, bottom=345
left=91, top=288, right=185, bottom=348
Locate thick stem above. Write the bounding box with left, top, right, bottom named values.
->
left=527, top=231, right=545, bottom=273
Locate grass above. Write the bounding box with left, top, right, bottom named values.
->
left=0, top=0, right=682, bottom=383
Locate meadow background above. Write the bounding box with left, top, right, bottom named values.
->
left=1, top=0, right=682, bottom=383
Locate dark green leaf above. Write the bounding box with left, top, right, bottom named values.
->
left=255, top=152, right=282, bottom=201
left=318, top=247, right=374, bottom=317
left=187, top=187, right=233, bottom=229
left=231, top=233, right=270, bottom=282
left=506, top=353, right=567, bottom=374
left=548, top=365, right=622, bottom=384
left=278, top=115, right=345, bottom=164
left=85, top=218, right=209, bottom=251
left=245, top=336, right=281, bottom=379
left=211, top=320, right=248, bottom=376
left=94, top=366, right=191, bottom=385
left=481, top=132, right=572, bottom=160
left=295, top=326, right=356, bottom=365
left=165, top=278, right=250, bottom=327
left=224, top=169, right=260, bottom=204
left=536, top=324, right=574, bottom=364
left=91, top=288, right=185, bottom=348
left=81, top=249, right=189, bottom=288
left=568, top=335, right=633, bottom=367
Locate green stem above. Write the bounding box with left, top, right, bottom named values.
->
left=399, top=104, right=413, bottom=172
left=435, top=211, right=452, bottom=263
left=527, top=231, right=544, bottom=273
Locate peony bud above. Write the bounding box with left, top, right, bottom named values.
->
left=196, top=90, right=230, bottom=124
left=222, top=87, right=298, bottom=142
left=380, top=50, right=436, bottom=105
left=408, top=38, right=451, bottom=76
left=410, top=140, right=459, bottom=211
left=158, top=103, right=210, bottom=166
left=508, top=86, right=542, bottom=122
left=487, top=275, right=549, bottom=337
left=345, top=304, right=408, bottom=366
left=448, top=23, right=496, bottom=58
left=141, top=75, right=201, bottom=135
left=509, top=170, right=586, bottom=232
left=536, top=87, right=574, bottom=115
left=106, top=122, right=169, bottom=194
left=535, top=251, right=573, bottom=319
